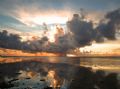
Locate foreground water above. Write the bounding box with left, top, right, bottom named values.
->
left=0, top=57, right=120, bottom=89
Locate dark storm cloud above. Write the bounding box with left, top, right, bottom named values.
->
left=0, top=30, right=22, bottom=50
left=21, top=34, right=76, bottom=53
left=67, top=14, right=95, bottom=46
left=106, top=8, right=120, bottom=26
left=46, top=35, right=76, bottom=53
left=0, top=30, right=75, bottom=53
left=96, top=8, right=120, bottom=40
left=0, top=8, right=120, bottom=53
left=66, top=8, right=120, bottom=47
left=0, top=13, right=97, bottom=53
left=0, top=0, right=120, bottom=53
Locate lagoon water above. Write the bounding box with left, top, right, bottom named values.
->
left=0, top=57, right=120, bottom=89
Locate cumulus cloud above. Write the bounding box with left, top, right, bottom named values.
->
left=0, top=13, right=99, bottom=53
left=96, top=8, right=120, bottom=40
left=67, top=14, right=95, bottom=46
left=0, top=30, right=22, bottom=50
left=0, top=2, right=120, bottom=53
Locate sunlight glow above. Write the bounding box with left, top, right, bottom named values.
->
left=79, top=43, right=120, bottom=54
left=18, top=16, right=68, bottom=27
left=33, top=16, right=68, bottom=24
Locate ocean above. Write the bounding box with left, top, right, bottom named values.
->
left=0, top=57, right=120, bottom=89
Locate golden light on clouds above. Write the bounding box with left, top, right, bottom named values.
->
left=33, top=16, right=68, bottom=24
left=18, top=16, right=68, bottom=27
left=0, top=48, right=63, bottom=58
left=79, top=42, right=120, bottom=55
left=13, top=7, right=107, bottom=28
left=14, top=9, right=73, bottom=26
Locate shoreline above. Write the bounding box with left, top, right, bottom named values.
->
left=0, top=55, right=120, bottom=58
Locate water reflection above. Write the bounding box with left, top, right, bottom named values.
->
left=0, top=57, right=120, bottom=89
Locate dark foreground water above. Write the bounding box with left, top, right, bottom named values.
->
left=0, top=57, right=120, bottom=89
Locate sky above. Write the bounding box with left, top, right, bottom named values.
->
left=0, top=0, right=120, bottom=33
left=0, top=0, right=120, bottom=54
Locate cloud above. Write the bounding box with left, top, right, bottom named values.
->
left=0, top=30, right=22, bottom=50
left=67, top=14, right=95, bottom=46
left=0, top=0, right=120, bottom=52
left=0, top=7, right=120, bottom=53
left=96, top=8, right=120, bottom=40
left=0, top=0, right=120, bottom=19
left=0, top=13, right=98, bottom=53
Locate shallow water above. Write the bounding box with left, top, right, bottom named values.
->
left=0, top=57, right=120, bottom=89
